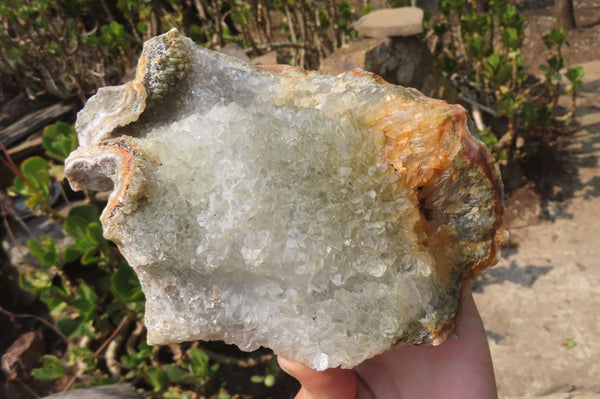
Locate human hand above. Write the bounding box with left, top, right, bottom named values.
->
left=278, top=292, right=497, bottom=399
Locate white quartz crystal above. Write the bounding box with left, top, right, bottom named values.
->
left=65, top=29, right=505, bottom=370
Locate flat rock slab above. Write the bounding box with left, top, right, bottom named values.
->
left=42, top=384, right=141, bottom=399
left=353, top=7, right=423, bottom=38
left=509, top=393, right=600, bottom=399
left=319, top=38, right=385, bottom=75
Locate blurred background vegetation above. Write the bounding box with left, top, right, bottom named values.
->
left=0, top=0, right=584, bottom=398
left=0, top=0, right=362, bottom=103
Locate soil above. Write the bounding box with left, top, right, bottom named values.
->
left=475, top=57, right=600, bottom=397
left=466, top=3, right=600, bottom=397
left=516, top=0, right=600, bottom=72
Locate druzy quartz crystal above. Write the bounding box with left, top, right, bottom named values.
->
left=65, top=29, right=506, bottom=370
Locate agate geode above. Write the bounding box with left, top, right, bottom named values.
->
left=65, top=29, right=506, bottom=370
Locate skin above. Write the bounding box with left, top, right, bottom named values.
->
left=278, top=292, right=498, bottom=399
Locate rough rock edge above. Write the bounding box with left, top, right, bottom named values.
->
left=65, top=29, right=507, bottom=353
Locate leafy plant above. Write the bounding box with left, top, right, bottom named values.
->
left=27, top=236, right=60, bottom=267
left=430, top=0, right=584, bottom=158
left=42, top=122, right=79, bottom=163
left=188, top=347, right=219, bottom=384
left=250, top=357, right=279, bottom=388
left=564, top=65, right=584, bottom=119
left=2, top=1, right=362, bottom=396
left=32, top=355, right=67, bottom=380
left=63, top=205, right=106, bottom=265
left=6, top=120, right=269, bottom=396
left=0, top=0, right=360, bottom=101
left=9, top=157, right=52, bottom=211
left=541, top=27, right=567, bottom=108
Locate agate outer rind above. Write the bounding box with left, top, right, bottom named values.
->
left=65, top=29, right=506, bottom=370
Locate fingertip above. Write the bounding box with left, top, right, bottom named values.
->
left=277, top=355, right=356, bottom=399
left=276, top=355, right=302, bottom=375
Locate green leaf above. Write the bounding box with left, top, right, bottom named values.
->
left=144, top=366, right=166, bottom=391
left=85, top=222, right=104, bottom=245
left=42, top=122, right=78, bottom=162
left=163, top=391, right=186, bottom=399
left=9, top=157, right=51, bottom=208
left=64, top=205, right=101, bottom=239
left=21, top=157, right=51, bottom=187
left=438, top=0, right=451, bottom=16
left=216, top=391, right=231, bottom=399
left=120, top=354, right=140, bottom=370
left=49, top=164, right=66, bottom=181
left=502, top=27, right=522, bottom=50
left=64, top=245, right=84, bottom=263
left=478, top=130, right=498, bottom=147
left=111, top=263, right=144, bottom=303
left=497, top=148, right=509, bottom=161
left=461, top=12, right=491, bottom=37
left=19, top=270, right=52, bottom=293
left=56, top=316, right=83, bottom=338
left=69, top=347, right=97, bottom=371
left=99, top=21, right=128, bottom=52
left=522, top=102, right=538, bottom=126
left=546, top=55, right=566, bottom=75
left=136, top=22, right=148, bottom=35
left=57, top=316, right=93, bottom=339
left=124, top=370, right=136, bottom=379
left=109, top=20, right=124, bottom=37
left=72, top=280, right=98, bottom=320
left=450, top=0, right=465, bottom=9
left=465, top=36, right=487, bottom=60
left=250, top=375, right=265, bottom=383
left=189, top=348, right=212, bottom=380
left=9, top=178, right=28, bottom=198
left=31, top=355, right=66, bottom=380
left=439, top=56, right=458, bottom=76
left=63, top=205, right=104, bottom=264
left=485, top=54, right=511, bottom=84
left=566, top=66, right=584, bottom=85
left=264, top=373, right=276, bottom=387
left=498, top=5, right=526, bottom=31
left=165, top=365, right=194, bottom=383
left=27, top=236, right=60, bottom=266
left=499, top=93, right=523, bottom=118
left=80, top=247, right=103, bottom=265
left=121, top=342, right=153, bottom=370
left=543, top=27, right=565, bottom=49
left=46, top=297, right=68, bottom=316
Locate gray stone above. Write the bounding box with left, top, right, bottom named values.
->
left=364, top=36, right=458, bottom=102
left=319, top=38, right=385, bottom=75
left=42, top=384, right=141, bottom=399
left=320, top=36, right=457, bottom=102
left=252, top=50, right=278, bottom=65
left=352, top=7, right=424, bottom=39
left=219, top=43, right=251, bottom=63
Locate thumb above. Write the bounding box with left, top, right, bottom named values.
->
left=277, top=355, right=356, bottom=399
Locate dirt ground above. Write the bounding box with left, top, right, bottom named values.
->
left=517, top=0, right=600, bottom=71
left=463, top=3, right=600, bottom=397
left=472, top=58, right=600, bottom=398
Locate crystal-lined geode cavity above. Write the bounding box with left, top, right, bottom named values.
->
left=65, top=29, right=506, bottom=370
